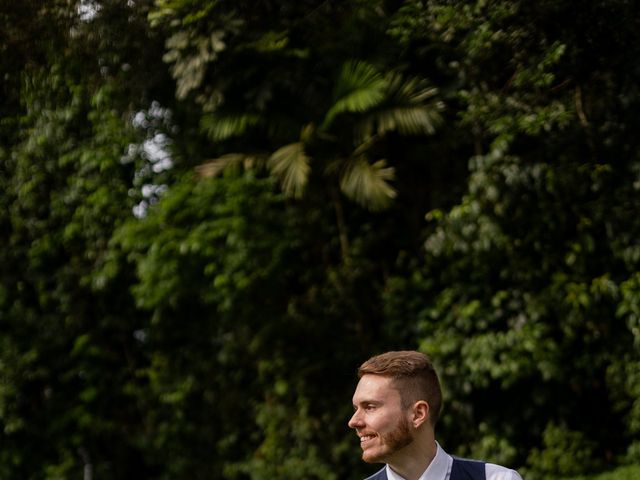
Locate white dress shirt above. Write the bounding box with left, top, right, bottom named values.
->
left=385, top=442, right=523, bottom=480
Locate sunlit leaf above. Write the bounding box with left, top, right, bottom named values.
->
left=322, top=60, right=387, bottom=129
left=268, top=142, right=311, bottom=198
left=339, top=157, right=396, bottom=211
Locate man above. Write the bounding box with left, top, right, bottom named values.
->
left=348, top=351, right=523, bottom=480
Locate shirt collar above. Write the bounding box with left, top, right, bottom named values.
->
left=385, top=442, right=453, bottom=480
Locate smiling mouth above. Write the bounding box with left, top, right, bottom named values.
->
left=359, top=434, right=376, bottom=445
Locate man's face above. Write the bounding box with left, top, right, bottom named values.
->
left=348, top=374, right=414, bottom=464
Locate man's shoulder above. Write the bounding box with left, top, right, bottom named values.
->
left=485, top=462, right=523, bottom=480
left=364, top=466, right=387, bottom=480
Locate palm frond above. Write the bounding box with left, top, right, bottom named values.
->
left=195, top=153, right=263, bottom=177
left=354, top=74, right=444, bottom=143
left=339, top=157, right=396, bottom=211
left=377, top=103, right=443, bottom=135
left=268, top=142, right=311, bottom=198
left=384, top=74, right=438, bottom=103
left=322, top=60, right=387, bottom=130
left=200, top=112, right=261, bottom=141
left=381, top=74, right=444, bottom=134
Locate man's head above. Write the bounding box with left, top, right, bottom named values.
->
left=348, top=351, right=442, bottom=465
left=357, top=350, right=442, bottom=426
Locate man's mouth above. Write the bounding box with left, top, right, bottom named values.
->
left=359, top=434, right=376, bottom=445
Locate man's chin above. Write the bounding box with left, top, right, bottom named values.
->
left=362, top=450, right=386, bottom=464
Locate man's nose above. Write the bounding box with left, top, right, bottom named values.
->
left=348, top=409, right=363, bottom=429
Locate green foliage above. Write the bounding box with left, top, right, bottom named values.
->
left=552, top=465, right=640, bottom=480
left=0, top=74, right=147, bottom=477
left=198, top=58, right=443, bottom=211
left=384, top=0, right=640, bottom=477
left=201, top=111, right=262, bottom=141
left=109, top=170, right=383, bottom=478
left=0, top=1, right=168, bottom=477
left=528, top=423, right=599, bottom=476
left=153, top=0, right=444, bottom=211
left=3, top=0, right=640, bottom=479
left=397, top=151, right=640, bottom=474
left=323, top=60, right=388, bottom=129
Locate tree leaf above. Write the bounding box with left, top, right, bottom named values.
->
left=322, top=60, right=387, bottom=129
left=195, top=153, right=262, bottom=177
left=268, top=142, right=311, bottom=198
left=355, top=74, right=444, bottom=143
left=200, top=112, right=261, bottom=141
left=339, top=157, right=396, bottom=211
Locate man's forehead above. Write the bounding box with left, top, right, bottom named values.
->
left=352, top=374, right=399, bottom=402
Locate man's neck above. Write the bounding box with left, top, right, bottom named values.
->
left=387, top=438, right=437, bottom=480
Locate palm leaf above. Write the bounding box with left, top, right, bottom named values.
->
left=355, top=74, right=444, bottom=143
left=268, top=142, right=311, bottom=198
left=376, top=103, right=443, bottom=135
left=322, top=60, right=387, bottom=130
left=381, top=75, right=444, bottom=134
left=195, top=153, right=262, bottom=177
left=339, top=157, right=396, bottom=211
left=200, top=112, right=261, bottom=141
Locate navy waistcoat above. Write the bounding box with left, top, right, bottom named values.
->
left=364, top=457, right=486, bottom=480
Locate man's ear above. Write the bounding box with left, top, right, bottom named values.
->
left=411, top=400, right=430, bottom=428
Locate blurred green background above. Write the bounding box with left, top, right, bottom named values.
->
left=2, top=0, right=640, bottom=478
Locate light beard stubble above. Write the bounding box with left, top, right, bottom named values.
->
left=363, top=415, right=413, bottom=463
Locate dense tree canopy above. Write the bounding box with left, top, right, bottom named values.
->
left=1, top=1, right=640, bottom=479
